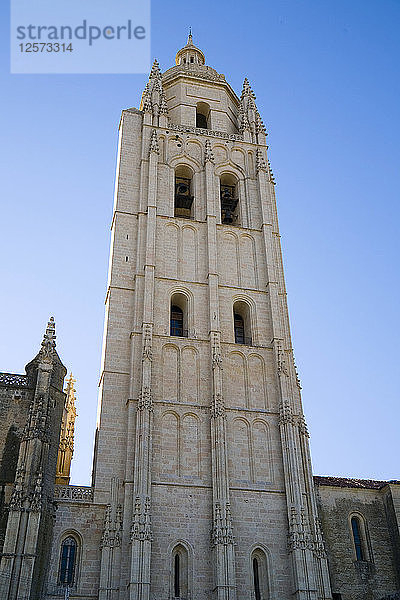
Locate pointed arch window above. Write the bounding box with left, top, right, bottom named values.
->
left=174, top=553, right=180, bottom=597
left=253, top=557, right=261, bottom=600
left=58, top=536, right=77, bottom=586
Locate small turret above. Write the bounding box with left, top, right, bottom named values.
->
left=239, top=78, right=267, bottom=144
left=175, top=30, right=205, bottom=66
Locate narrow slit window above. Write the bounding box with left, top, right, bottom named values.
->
left=172, top=544, right=188, bottom=599
left=171, top=305, right=184, bottom=337
left=234, top=313, right=245, bottom=344
left=351, top=517, right=364, bottom=561
left=174, top=553, right=180, bottom=598
left=251, top=549, right=269, bottom=600
left=253, top=557, right=261, bottom=600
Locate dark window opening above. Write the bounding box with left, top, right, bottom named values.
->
left=174, top=553, right=180, bottom=598
left=332, top=594, right=342, bottom=600
left=196, top=113, right=208, bottom=129
left=59, top=537, right=77, bottom=586
left=196, top=102, right=210, bottom=130
left=170, top=305, right=187, bottom=337
left=175, top=165, right=194, bottom=219
left=234, top=313, right=245, bottom=344
left=190, top=56, right=194, bottom=63
left=220, top=184, right=239, bottom=224
left=253, top=557, right=261, bottom=600
left=351, top=517, right=364, bottom=561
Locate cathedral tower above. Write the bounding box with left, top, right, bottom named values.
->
left=92, top=34, right=333, bottom=600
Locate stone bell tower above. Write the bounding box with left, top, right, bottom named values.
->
left=93, top=33, right=333, bottom=600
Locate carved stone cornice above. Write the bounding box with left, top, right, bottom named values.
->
left=54, top=485, right=93, bottom=502
left=163, top=63, right=227, bottom=85
left=167, top=122, right=243, bottom=142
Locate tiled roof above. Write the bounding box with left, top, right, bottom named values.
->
left=313, top=476, right=399, bottom=490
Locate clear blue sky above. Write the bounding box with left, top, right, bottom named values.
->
left=1, top=1, right=399, bottom=485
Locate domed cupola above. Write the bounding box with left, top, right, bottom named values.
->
left=175, top=30, right=205, bottom=66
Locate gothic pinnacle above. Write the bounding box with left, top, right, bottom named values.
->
left=241, top=77, right=256, bottom=100
left=40, top=316, right=56, bottom=359
left=149, top=58, right=161, bottom=78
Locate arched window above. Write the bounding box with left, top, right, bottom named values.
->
left=171, top=305, right=184, bottom=337
left=251, top=549, right=269, bottom=600
left=234, top=313, right=245, bottom=344
left=58, top=536, right=77, bottom=586
left=233, top=301, right=252, bottom=345
left=351, top=516, right=365, bottom=561
left=253, top=557, right=261, bottom=600
left=220, top=174, right=239, bottom=224
left=172, top=544, right=189, bottom=599
left=196, top=102, right=210, bottom=129
left=170, top=294, right=188, bottom=337
left=174, top=553, right=180, bottom=597
left=175, top=165, right=194, bottom=219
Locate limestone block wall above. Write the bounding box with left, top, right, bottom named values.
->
left=45, top=499, right=104, bottom=600
left=316, top=482, right=400, bottom=600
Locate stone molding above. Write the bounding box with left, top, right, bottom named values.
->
left=54, top=485, right=93, bottom=502
left=167, top=122, right=243, bottom=142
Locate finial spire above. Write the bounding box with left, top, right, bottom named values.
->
left=149, top=58, right=161, bottom=78
left=188, top=27, right=193, bottom=45
left=40, top=316, right=56, bottom=359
